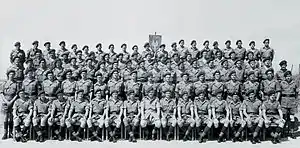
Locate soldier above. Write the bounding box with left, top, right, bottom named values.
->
left=156, top=44, right=168, bottom=61
left=183, top=53, right=193, bottom=70
left=160, top=90, right=176, bottom=141
left=150, top=61, right=163, bottom=83
left=158, top=73, right=175, bottom=99
left=42, top=42, right=52, bottom=59
left=260, top=69, right=280, bottom=102
left=228, top=51, right=237, bottom=69
left=33, top=50, right=44, bottom=69
left=105, top=90, right=123, bottom=143
left=262, top=90, right=285, bottom=144
left=22, top=69, right=39, bottom=102
left=171, top=53, right=181, bottom=69
left=35, top=58, right=48, bottom=83
left=223, top=40, right=234, bottom=59
left=0, top=70, right=18, bottom=139
left=178, top=39, right=189, bottom=58
left=42, top=71, right=60, bottom=102
left=95, top=62, right=109, bottom=83
left=82, top=45, right=90, bottom=60
left=84, top=57, right=97, bottom=80
left=53, top=59, right=64, bottom=78
left=193, top=72, right=209, bottom=99
left=194, top=91, right=212, bottom=143
left=174, top=61, right=185, bottom=83
left=57, top=41, right=68, bottom=59
left=140, top=87, right=161, bottom=140
left=132, top=45, right=142, bottom=61
left=10, top=42, right=26, bottom=64
left=214, top=50, right=223, bottom=69
left=69, top=44, right=78, bottom=59
left=278, top=71, right=298, bottom=139
left=228, top=93, right=246, bottom=142
left=24, top=58, right=37, bottom=75
left=189, top=40, right=200, bottom=59
left=66, top=89, right=89, bottom=142
left=234, top=40, right=246, bottom=61
left=123, top=90, right=141, bottom=142
left=76, top=50, right=85, bottom=68
left=260, top=58, right=273, bottom=80
left=188, top=59, right=200, bottom=83
left=108, top=44, right=118, bottom=63
left=242, top=90, right=264, bottom=144
left=76, top=69, right=93, bottom=101
left=275, top=60, right=288, bottom=82
left=245, top=59, right=261, bottom=81
left=142, top=73, right=159, bottom=97
left=244, top=51, right=259, bottom=69
left=107, top=70, right=123, bottom=95
left=32, top=91, right=51, bottom=142
left=219, top=59, right=232, bottom=82
left=162, top=59, right=176, bottom=84
left=233, top=60, right=246, bottom=83
left=242, top=71, right=260, bottom=100
left=48, top=90, right=69, bottom=141
left=225, top=71, right=242, bottom=103
left=260, top=39, right=274, bottom=62
left=141, top=43, right=154, bottom=59
left=145, top=53, right=154, bottom=71
left=212, top=41, right=221, bottom=55
left=203, top=59, right=217, bottom=83
left=46, top=49, right=57, bottom=69
left=247, top=41, right=260, bottom=61
left=120, top=43, right=130, bottom=62
left=27, top=40, right=42, bottom=60
left=175, top=73, right=193, bottom=99
left=94, top=72, right=108, bottom=98
left=124, top=71, right=142, bottom=100
left=61, top=70, right=76, bottom=102
left=201, top=40, right=213, bottom=59
left=13, top=89, right=33, bottom=142
left=208, top=70, right=225, bottom=103
left=87, top=89, right=106, bottom=142
left=7, top=56, right=24, bottom=87
left=66, top=57, right=80, bottom=79
left=169, top=42, right=179, bottom=59
left=211, top=91, right=230, bottom=143
left=137, top=60, right=148, bottom=83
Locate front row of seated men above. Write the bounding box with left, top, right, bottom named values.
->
left=11, top=85, right=286, bottom=144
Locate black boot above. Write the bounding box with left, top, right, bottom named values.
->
left=2, top=122, right=8, bottom=140
left=166, top=126, right=174, bottom=141
left=8, top=121, right=13, bottom=138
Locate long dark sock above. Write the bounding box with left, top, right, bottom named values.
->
left=253, top=126, right=261, bottom=138
left=201, top=126, right=210, bottom=137
left=185, top=126, right=192, bottom=136
left=3, top=122, right=8, bottom=133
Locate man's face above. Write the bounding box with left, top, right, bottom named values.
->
left=222, top=61, right=228, bottom=68
left=122, top=45, right=127, bottom=50
left=87, top=60, right=92, bottom=66
left=264, top=60, right=271, bottom=67
left=110, top=45, right=115, bottom=52
left=233, top=95, right=239, bottom=102
left=237, top=42, right=242, bottom=47
left=47, top=73, right=54, bottom=80
left=35, top=52, right=41, bottom=58
left=139, top=62, right=145, bottom=68
left=8, top=72, right=15, bottom=79
left=192, top=42, right=197, bottom=48
left=249, top=93, right=255, bottom=101
left=40, top=61, right=46, bottom=67
left=204, top=42, right=209, bottom=48
left=192, top=61, right=198, bottom=68
left=183, top=75, right=188, bottom=82
left=81, top=72, right=87, bottom=79
left=15, top=45, right=21, bottom=50
left=236, top=61, right=242, bottom=68
left=61, top=44, right=65, bottom=48
left=84, top=47, right=89, bottom=53
left=77, top=92, right=84, bottom=100
left=73, top=46, right=78, bottom=51
left=226, top=42, right=231, bottom=47
left=250, top=61, right=256, bottom=68
left=214, top=73, right=220, bottom=80
left=112, top=92, right=118, bottom=98
left=19, top=91, right=25, bottom=98
left=178, top=63, right=184, bottom=70
left=267, top=71, right=273, bottom=79
left=230, top=73, right=237, bottom=80
left=45, top=44, right=51, bottom=49
left=33, top=44, right=38, bottom=48
left=250, top=43, right=255, bottom=48
left=216, top=93, right=222, bottom=100
left=96, top=92, right=102, bottom=98
left=66, top=72, right=72, bottom=79
left=77, top=53, right=82, bottom=58
left=148, top=76, right=154, bottom=82
left=269, top=94, right=276, bottom=101
left=209, top=61, right=214, bottom=68
left=183, top=93, right=189, bottom=100
left=165, top=92, right=171, bottom=99
left=199, top=93, right=205, bottom=100
left=148, top=91, right=154, bottom=97
left=264, top=41, right=270, bottom=47
left=186, top=55, right=192, bottom=61
left=97, top=75, right=103, bottom=82
left=172, top=44, right=177, bottom=49
left=180, top=41, right=184, bottom=46
left=131, top=73, right=137, bottom=80
left=230, top=53, right=236, bottom=59
left=56, top=61, right=62, bottom=67
left=165, top=75, right=171, bottom=82
left=249, top=74, right=255, bottom=81
left=216, top=52, right=221, bottom=58
left=281, top=64, right=287, bottom=70
left=214, top=43, right=219, bottom=48
left=27, top=71, right=34, bottom=78
left=40, top=94, right=46, bottom=101
left=199, top=74, right=205, bottom=81
left=97, top=46, right=101, bottom=51
left=247, top=53, right=254, bottom=60
left=71, top=59, right=76, bottom=65
left=113, top=72, right=118, bottom=79
left=285, top=75, right=292, bottom=82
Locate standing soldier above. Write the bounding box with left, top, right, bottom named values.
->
left=202, top=40, right=213, bottom=59
left=245, top=59, right=261, bottom=81
left=10, top=42, right=26, bottom=64
left=262, top=90, right=285, bottom=144
left=142, top=73, right=159, bottom=97
left=95, top=43, right=105, bottom=62
left=160, top=90, right=176, bottom=141
left=234, top=40, right=246, bottom=61
left=203, top=59, right=218, bottom=83
left=242, top=71, right=260, bottom=100
left=260, top=69, right=280, bottom=102
left=69, top=44, right=78, bottom=59
left=66, top=57, right=80, bottom=79
left=275, top=60, right=288, bottom=82
left=22, top=69, right=39, bottom=102
left=76, top=50, right=85, bottom=68
left=137, top=60, right=148, bottom=83
left=121, top=60, right=134, bottom=82
left=94, top=72, right=108, bottom=99
left=42, top=42, right=52, bottom=60
left=12, top=89, right=33, bottom=142
left=124, top=71, right=143, bottom=100
left=169, top=42, right=179, bottom=59
left=24, top=58, right=37, bottom=75
left=46, top=49, right=57, bottom=69
left=233, top=60, right=246, bottom=83
left=132, top=45, right=142, bottom=62
left=142, top=43, right=154, bottom=59
left=27, top=40, right=42, bottom=60
left=156, top=44, right=168, bottom=61
left=76, top=69, right=93, bottom=101
left=178, top=39, right=189, bottom=58
left=174, top=61, right=186, bottom=83
left=208, top=70, right=225, bottom=103
left=42, top=71, right=60, bottom=102
left=61, top=70, right=76, bottom=102
left=189, top=40, right=200, bottom=59
left=84, top=58, right=97, bottom=80
left=8, top=56, right=24, bottom=88
left=229, top=93, right=246, bottom=142
left=32, top=91, right=51, bottom=142
left=175, top=73, right=193, bottom=100
left=57, top=41, right=68, bottom=59
left=188, top=59, right=200, bottom=83
left=219, top=59, right=232, bottom=82
left=123, top=90, right=141, bottom=142
left=140, top=87, right=161, bottom=140
left=225, top=71, right=242, bottom=103
left=0, top=70, right=18, bottom=139
left=33, top=50, right=44, bottom=69
left=212, top=41, right=222, bottom=56
left=66, top=89, right=89, bottom=142
left=120, top=43, right=130, bottom=62
left=108, top=44, right=118, bottom=63
left=278, top=71, right=298, bottom=139
left=194, top=91, right=212, bottom=143
left=53, top=59, right=64, bottom=78
left=247, top=41, right=260, bottom=61
left=260, top=58, right=273, bottom=80
left=242, top=90, right=264, bottom=144
left=105, top=90, right=123, bottom=143
left=35, top=58, right=48, bottom=84
left=82, top=45, right=90, bottom=60
left=107, top=70, right=123, bottom=98
left=211, top=91, right=230, bottom=143
left=260, top=39, right=274, bottom=62
left=223, top=40, right=234, bottom=59
left=87, top=89, right=107, bottom=142
left=158, top=73, right=175, bottom=99
left=150, top=61, right=163, bottom=83
left=214, top=50, right=223, bottom=69
left=48, top=90, right=70, bottom=141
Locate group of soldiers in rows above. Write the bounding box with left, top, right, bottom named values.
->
left=1, top=39, right=299, bottom=144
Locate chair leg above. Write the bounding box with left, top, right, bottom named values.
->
left=30, top=124, right=33, bottom=140
left=48, top=126, right=51, bottom=140
left=139, top=126, right=142, bottom=140
left=102, top=127, right=105, bottom=141
left=121, top=124, right=124, bottom=140
left=174, top=126, right=177, bottom=140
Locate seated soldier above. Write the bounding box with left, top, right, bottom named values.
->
left=194, top=91, right=212, bottom=143
left=242, top=90, right=264, bottom=144
left=229, top=93, right=246, bottom=142
left=160, top=90, right=176, bottom=141
left=105, top=90, right=123, bottom=143
left=12, top=89, right=33, bottom=142
left=177, top=92, right=195, bottom=141
left=87, top=89, right=106, bottom=142
left=211, top=92, right=230, bottom=143
left=123, top=90, right=141, bottom=142
left=262, top=90, right=285, bottom=144
left=140, top=87, right=161, bottom=140
left=32, top=91, right=51, bottom=142
left=66, top=89, right=89, bottom=142
left=48, top=90, right=69, bottom=141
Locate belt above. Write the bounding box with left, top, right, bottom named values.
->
left=281, top=94, right=296, bottom=97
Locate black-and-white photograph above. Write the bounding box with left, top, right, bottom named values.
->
left=1, top=0, right=300, bottom=148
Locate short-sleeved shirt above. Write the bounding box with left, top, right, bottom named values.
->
left=262, top=100, right=280, bottom=115
left=222, top=48, right=234, bottom=59
left=22, top=78, right=38, bottom=95
left=150, top=68, right=162, bottom=83
left=220, top=68, right=232, bottom=82
left=124, top=100, right=140, bottom=114
left=52, top=99, right=70, bottom=113
left=275, top=69, right=287, bottom=82
left=141, top=97, right=160, bottom=111
left=107, top=99, right=123, bottom=114
left=243, top=81, right=259, bottom=95
left=260, top=47, right=274, bottom=61
left=209, top=81, right=225, bottom=96
left=94, top=83, right=108, bottom=97
left=125, top=80, right=142, bottom=95
left=211, top=99, right=228, bottom=114
left=193, top=81, right=209, bottom=96
left=229, top=101, right=242, bottom=116
left=107, top=79, right=123, bottom=94
left=13, top=98, right=33, bottom=113
left=260, top=79, right=280, bottom=95
left=90, top=98, right=106, bottom=114
left=175, top=81, right=193, bottom=96
left=234, top=47, right=246, bottom=60
left=247, top=49, right=260, bottom=61
left=158, top=82, right=175, bottom=97
left=242, top=99, right=262, bottom=114
left=1, top=80, right=18, bottom=101
left=34, top=99, right=51, bottom=114
left=62, top=79, right=76, bottom=94
left=225, top=80, right=241, bottom=95
left=160, top=98, right=176, bottom=115
left=204, top=67, right=217, bottom=81
left=70, top=100, right=89, bottom=114
left=76, top=79, right=93, bottom=95
left=42, top=79, right=60, bottom=95
left=233, top=67, right=245, bottom=82
left=194, top=99, right=210, bottom=114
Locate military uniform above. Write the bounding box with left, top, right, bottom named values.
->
left=42, top=78, right=60, bottom=101
left=160, top=96, right=176, bottom=128
left=260, top=78, right=280, bottom=101
left=1, top=79, right=18, bottom=112
left=260, top=47, right=274, bottom=61
left=66, top=99, right=89, bottom=128
left=61, top=78, right=76, bottom=102
left=208, top=80, right=225, bottom=103
left=228, top=96, right=246, bottom=142
left=105, top=98, right=123, bottom=128
left=76, top=78, right=93, bottom=100
left=140, top=96, right=161, bottom=128
left=225, top=80, right=242, bottom=102
left=279, top=79, right=298, bottom=115
left=175, top=80, right=193, bottom=99
left=22, top=77, right=38, bottom=101
left=262, top=100, right=285, bottom=128
left=158, top=81, right=175, bottom=99
left=194, top=97, right=211, bottom=128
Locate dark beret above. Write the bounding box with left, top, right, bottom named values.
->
left=164, top=72, right=171, bottom=77
left=45, top=70, right=53, bottom=76
left=229, top=70, right=236, bottom=77
left=25, top=58, right=33, bottom=64
left=246, top=51, right=254, bottom=56
left=85, top=57, right=92, bottom=62
left=234, top=59, right=242, bottom=65
left=110, top=90, right=118, bottom=95
left=32, top=40, right=39, bottom=45
left=179, top=39, right=184, bottom=44
left=35, top=50, right=42, bottom=54
left=24, top=68, right=35, bottom=75
left=213, top=70, right=221, bottom=76
left=181, top=72, right=189, bottom=77
left=203, top=40, right=209, bottom=46
left=229, top=51, right=236, bottom=55
left=6, top=69, right=15, bottom=76
left=39, top=58, right=46, bottom=64
left=144, top=42, right=150, bottom=48
left=191, top=40, right=196, bottom=45
left=38, top=91, right=45, bottom=96
left=111, top=70, right=119, bottom=74
left=96, top=43, right=102, bottom=48
left=263, top=57, right=271, bottom=63
left=246, top=89, right=255, bottom=96
left=213, top=41, right=218, bottom=46
left=130, top=70, right=137, bottom=75
left=17, top=89, right=25, bottom=94
left=236, top=40, right=242, bottom=45
left=265, top=68, right=274, bottom=74
left=64, top=69, right=72, bottom=75
left=159, top=44, right=166, bottom=48
left=181, top=91, right=189, bottom=96
left=79, top=69, right=87, bottom=74
left=61, top=51, right=70, bottom=56
left=95, top=71, right=102, bottom=77
left=59, top=41, right=66, bottom=46
left=268, top=90, right=276, bottom=95
left=206, top=58, right=214, bottom=64
left=54, top=59, right=62, bottom=65
left=279, top=60, right=287, bottom=66
left=171, top=42, right=177, bottom=47
left=12, top=56, right=20, bottom=62
left=76, top=50, right=82, bottom=55
left=48, top=49, right=55, bottom=54
left=127, top=90, right=135, bottom=95
left=248, top=71, right=255, bottom=76
left=77, top=89, right=84, bottom=94
left=14, top=42, right=21, bottom=46
left=71, top=44, right=77, bottom=49
left=221, top=59, right=228, bottom=65
left=44, top=42, right=51, bottom=46
left=138, top=60, right=145, bottom=65
left=94, top=89, right=102, bottom=94
left=132, top=45, right=138, bottom=50
left=191, top=58, right=198, bottom=64
left=263, top=39, right=270, bottom=43
left=145, top=86, right=155, bottom=93
left=249, top=41, right=255, bottom=46
left=197, top=71, right=206, bottom=77
left=69, top=56, right=76, bottom=61
left=108, top=44, right=114, bottom=49
left=248, top=59, right=256, bottom=64
left=121, top=43, right=127, bottom=48
left=225, top=40, right=231, bottom=44
left=82, top=45, right=89, bottom=50
left=284, top=71, right=292, bottom=77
